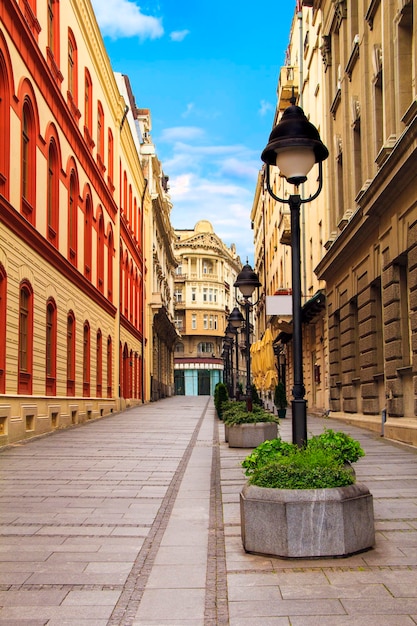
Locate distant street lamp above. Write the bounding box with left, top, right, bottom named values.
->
left=228, top=306, right=244, bottom=399
left=234, top=264, right=261, bottom=411
left=261, top=100, right=328, bottom=446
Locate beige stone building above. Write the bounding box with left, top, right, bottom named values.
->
left=173, top=221, right=242, bottom=395
left=252, top=0, right=417, bottom=444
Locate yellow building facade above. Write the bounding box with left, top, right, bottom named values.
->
left=173, top=221, right=243, bottom=396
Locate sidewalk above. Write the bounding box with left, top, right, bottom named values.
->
left=0, top=396, right=416, bottom=625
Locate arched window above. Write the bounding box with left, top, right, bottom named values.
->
left=133, top=197, right=138, bottom=240
left=47, top=0, right=61, bottom=83
left=47, top=140, right=59, bottom=246
left=123, top=171, right=127, bottom=214
left=124, top=254, right=129, bottom=317
left=97, top=101, right=105, bottom=171
left=84, top=194, right=92, bottom=279
left=83, top=321, right=90, bottom=397
left=84, top=69, right=93, bottom=148
left=97, top=211, right=105, bottom=293
left=46, top=298, right=57, bottom=395
left=198, top=342, right=214, bottom=354
left=0, top=266, right=6, bottom=393
left=128, top=184, right=132, bottom=226
left=129, top=261, right=134, bottom=323
left=68, top=169, right=78, bottom=265
left=96, top=329, right=102, bottom=397
left=107, top=226, right=114, bottom=302
left=67, top=29, right=78, bottom=107
left=21, top=98, right=36, bottom=222
left=106, top=335, right=112, bottom=398
left=66, top=311, right=76, bottom=396
left=18, top=281, right=33, bottom=394
left=107, top=128, right=114, bottom=190
left=0, top=51, right=11, bottom=198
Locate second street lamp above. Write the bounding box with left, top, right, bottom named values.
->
left=234, top=263, right=261, bottom=412
left=261, top=100, right=328, bottom=447
left=228, top=306, right=244, bottom=399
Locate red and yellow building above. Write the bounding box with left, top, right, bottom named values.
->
left=0, top=0, right=147, bottom=443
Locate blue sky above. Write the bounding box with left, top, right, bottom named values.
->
left=91, top=0, right=296, bottom=263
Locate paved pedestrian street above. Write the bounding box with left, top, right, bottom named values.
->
left=0, top=396, right=417, bottom=625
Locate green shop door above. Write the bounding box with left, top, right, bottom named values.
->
left=198, top=370, right=210, bottom=395
left=174, top=371, right=185, bottom=395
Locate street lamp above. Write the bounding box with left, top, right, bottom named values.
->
left=261, top=100, right=328, bottom=446
left=228, top=306, right=244, bottom=399
left=234, top=263, right=261, bottom=411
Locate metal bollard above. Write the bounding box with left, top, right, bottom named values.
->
left=381, top=408, right=387, bottom=437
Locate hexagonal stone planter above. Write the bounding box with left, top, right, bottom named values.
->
left=227, top=422, right=278, bottom=448
left=240, top=482, right=375, bottom=558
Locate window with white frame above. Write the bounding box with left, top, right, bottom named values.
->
left=191, top=288, right=196, bottom=302
left=203, top=314, right=208, bottom=329
left=192, top=314, right=197, bottom=329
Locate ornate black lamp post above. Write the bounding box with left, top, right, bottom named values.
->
left=261, top=101, right=328, bottom=446
left=228, top=306, right=244, bottom=399
left=234, top=264, right=261, bottom=411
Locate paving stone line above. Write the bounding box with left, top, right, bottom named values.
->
left=204, top=410, right=229, bottom=626
left=107, top=397, right=211, bottom=626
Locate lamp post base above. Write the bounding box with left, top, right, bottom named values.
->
left=292, top=398, right=307, bottom=447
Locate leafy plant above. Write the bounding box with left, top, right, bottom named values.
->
left=242, top=438, right=297, bottom=476
left=249, top=452, right=355, bottom=489
left=242, top=428, right=365, bottom=489
left=251, top=384, right=263, bottom=406
left=214, top=382, right=229, bottom=419
left=222, top=402, right=278, bottom=427
left=274, top=382, right=288, bottom=409
left=307, top=429, right=365, bottom=464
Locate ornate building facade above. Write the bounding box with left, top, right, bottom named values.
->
left=173, top=221, right=242, bottom=396
left=252, top=0, right=417, bottom=445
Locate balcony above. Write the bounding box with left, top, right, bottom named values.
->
left=174, top=273, right=187, bottom=282
left=277, top=66, right=299, bottom=111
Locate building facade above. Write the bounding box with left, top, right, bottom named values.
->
left=252, top=0, right=417, bottom=444
left=173, top=221, right=242, bottom=396
left=0, top=0, right=147, bottom=444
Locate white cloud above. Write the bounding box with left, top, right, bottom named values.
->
left=170, top=30, right=190, bottom=42
left=91, top=0, right=163, bottom=40
left=160, top=126, right=206, bottom=142
left=259, top=99, right=274, bottom=116
left=182, top=103, right=195, bottom=118
left=156, top=126, right=259, bottom=262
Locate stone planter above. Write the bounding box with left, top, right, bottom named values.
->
left=227, top=421, right=278, bottom=448
left=240, top=482, right=375, bottom=558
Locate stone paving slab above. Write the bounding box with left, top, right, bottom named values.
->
left=1, top=397, right=417, bottom=625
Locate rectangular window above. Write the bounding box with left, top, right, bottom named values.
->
left=203, top=288, right=208, bottom=302
left=203, top=314, right=208, bottom=330
left=192, top=314, right=197, bottom=330
left=191, top=288, right=196, bottom=302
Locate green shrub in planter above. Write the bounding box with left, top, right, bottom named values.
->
left=214, top=382, right=229, bottom=419
left=307, top=428, right=365, bottom=464
left=242, top=438, right=297, bottom=477
left=223, top=402, right=278, bottom=427
left=242, top=429, right=364, bottom=489
left=249, top=448, right=355, bottom=489
left=251, top=384, right=263, bottom=406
